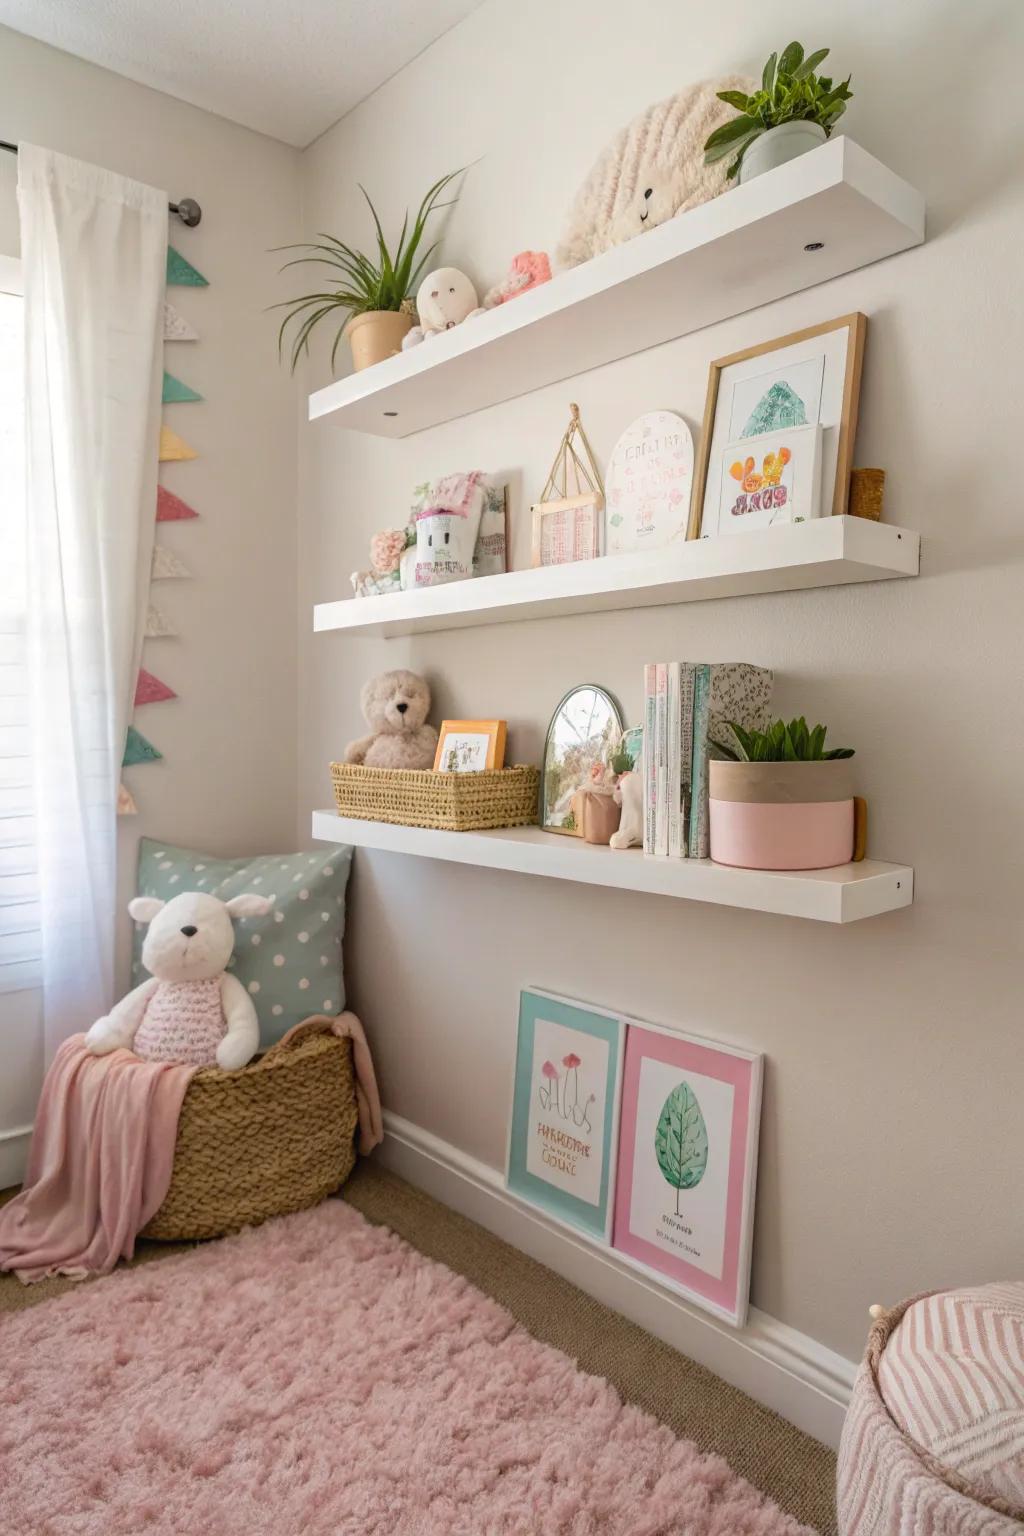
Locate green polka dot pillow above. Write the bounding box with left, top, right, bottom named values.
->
left=133, top=837, right=353, bottom=1047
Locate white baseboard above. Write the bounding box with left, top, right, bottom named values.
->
left=0, top=1124, right=31, bottom=1192
left=378, top=1111, right=856, bottom=1449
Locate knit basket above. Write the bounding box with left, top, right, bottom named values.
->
left=142, top=1027, right=358, bottom=1243
left=330, top=762, right=540, bottom=832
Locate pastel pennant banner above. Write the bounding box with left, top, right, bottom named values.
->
left=163, top=302, right=199, bottom=342
left=135, top=668, right=177, bottom=706
left=117, top=783, right=138, bottom=817
left=163, top=371, right=202, bottom=404
left=123, top=726, right=162, bottom=766
left=159, top=425, right=197, bottom=463
left=151, top=544, right=192, bottom=579
left=156, top=485, right=199, bottom=522
left=166, top=246, right=208, bottom=287
left=145, top=602, right=177, bottom=638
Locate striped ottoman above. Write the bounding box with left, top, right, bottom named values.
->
left=838, top=1283, right=1024, bottom=1534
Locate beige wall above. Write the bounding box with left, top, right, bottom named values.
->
left=0, top=28, right=301, bottom=1150
left=298, top=0, right=1024, bottom=1360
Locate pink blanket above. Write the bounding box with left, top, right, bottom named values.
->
left=0, top=1035, right=194, bottom=1284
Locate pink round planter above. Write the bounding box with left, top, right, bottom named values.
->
left=709, top=759, right=855, bottom=871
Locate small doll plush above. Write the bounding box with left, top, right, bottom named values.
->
left=402, top=267, right=486, bottom=349
left=86, top=890, right=273, bottom=1069
left=482, top=251, right=552, bottom=307
left=344, top=668, right=438, bottom=770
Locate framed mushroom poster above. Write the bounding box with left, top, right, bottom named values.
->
left=612, top=1019, right=762, bottom=1326
left=506, top=989, right=625, bottom=1242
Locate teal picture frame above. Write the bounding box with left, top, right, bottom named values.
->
left=506, top=988, right=625, bottom=1242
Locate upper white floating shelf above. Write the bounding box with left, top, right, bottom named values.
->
left=314, top=516, right=919, bottom=638
left=309, top=138, right=925, bottom=438
left=312, top=812, right=913, bottom=923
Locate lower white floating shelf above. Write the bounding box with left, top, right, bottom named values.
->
left=312, top=811, right=913, bottom=923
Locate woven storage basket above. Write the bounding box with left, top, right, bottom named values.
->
left=142, top=1028, right=358, bottom=1243
left=330, top=762, right=539, bottom=832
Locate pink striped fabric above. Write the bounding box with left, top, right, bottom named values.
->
left=838, top=1285, right=1024, bottom=1535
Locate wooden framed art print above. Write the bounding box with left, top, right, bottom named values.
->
left=530, top=493, right=603, bottom=568
left=506, top=989, right=625, bottom=1242
left=690, top=313, right=866, bottom=540
left=433, top=719, right=507, bottom=772
left=612, top=1018, right=762, bottom=1326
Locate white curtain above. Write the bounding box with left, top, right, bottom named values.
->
left=18, top=146, right=166, bottom=1059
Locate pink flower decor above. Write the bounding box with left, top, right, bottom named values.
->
left=541, top=1060, right=558, bottom=1079
left=370, top=528, right=408, bottom=575
left=563, top=1053, right=582, bottom=1069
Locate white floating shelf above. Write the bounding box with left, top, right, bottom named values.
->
left=314, top=517, right=919, bottom=638
left=312, top=812, right=913, bottom=923
left=309, top=138, right=924, bottom=438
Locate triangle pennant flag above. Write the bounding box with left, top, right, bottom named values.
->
left=159, top=425, right=198, bottom=462
left=156, top=485, right=199, bottom=522
left=163, top=302, right=199, bottom=342
left=152, top=544, right=192, bottom=579
left=135, top=668, right=177, bottom=706
left=163, top=371, right=202, bottom=404
left=117, top=783, right=138, bottom=817
left=123, top=726, right=162, bottom=766
left=166, top=246, right=209, bottom=287
left=145, top=602, right=177, bottom=638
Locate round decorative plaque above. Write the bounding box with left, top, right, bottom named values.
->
left=605, top=411, right=694, bottom=554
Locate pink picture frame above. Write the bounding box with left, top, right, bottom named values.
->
left=612, top=1019, right=762, bottom=1327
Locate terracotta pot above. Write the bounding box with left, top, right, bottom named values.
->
left=576, top=790, right=621, bottom=846
left=345, top=310, right=412, bottom=371
left=709, top=759, right=854, bottom=870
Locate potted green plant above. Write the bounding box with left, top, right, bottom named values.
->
left=708, top=717, right=856, bottom=870
left=274, top=170, right=461, bottom=373
left=704, top=43, right=853, bottom=185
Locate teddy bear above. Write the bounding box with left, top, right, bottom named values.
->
left=343, top=669, right=438, bottom=770
left=85, top=889, right=273, bottom=1069
left=556, top=77, right=753, bottom=269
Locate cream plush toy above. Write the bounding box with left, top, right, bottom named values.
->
left=344, top=668, right=438, bottom=770
left=402, top=267, right=486, bottom=349
left=610, top=764, right=644, bottom=850
left=85, top=890, right=272, bottom=1070
left=556, top=77, right=754, bottom=269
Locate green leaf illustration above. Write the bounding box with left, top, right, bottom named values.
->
left=655, top=1081, right=708, bottom=1215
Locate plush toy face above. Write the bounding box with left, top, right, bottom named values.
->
left=129, top=890, right=271, bottom=982
left=360, top=669, right=431, bottom=737
left=608, top=160, right=692, bottom=246
left=415, top=268, right=479, bottom=331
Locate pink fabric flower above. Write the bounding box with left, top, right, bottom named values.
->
left=370, top=528, right=408, bottom=575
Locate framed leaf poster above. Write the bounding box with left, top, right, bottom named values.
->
left=506, top=989, right=625, bottom=1242
left=612, top=1019, right=762, bottom=1326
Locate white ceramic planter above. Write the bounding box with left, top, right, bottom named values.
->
left=739, top=122, right=828, bottom=184
left=709, top=758, right=854, bottom=870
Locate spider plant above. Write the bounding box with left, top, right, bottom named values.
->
left=272, top=170, right=462, bottom=374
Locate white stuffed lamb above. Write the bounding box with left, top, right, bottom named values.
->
left=85, top=890, right=272, bottom=1071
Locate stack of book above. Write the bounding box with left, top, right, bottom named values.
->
left=642, top=663, right=773, bottom=858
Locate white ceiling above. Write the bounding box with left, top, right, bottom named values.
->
left=0, top=0, right=486, bottom=147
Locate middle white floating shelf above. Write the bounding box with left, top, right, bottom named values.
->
left=314, top=516, right=919, bottom=638
left=312, top=811, right=913, bottom=923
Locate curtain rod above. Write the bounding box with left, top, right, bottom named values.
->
left=0, top=141, right=201, bottom=226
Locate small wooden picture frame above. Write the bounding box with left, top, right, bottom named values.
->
left=688, top=313, right=867, bottom=541
left=530, top=492, right=604, bottom=568
left=434, top=719, right=507, bottom=773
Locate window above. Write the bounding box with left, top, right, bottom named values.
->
left=0, top=256, right=39, bottom=994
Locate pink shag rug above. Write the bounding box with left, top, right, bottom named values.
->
left=0, top=1201, right=813, bottom=1535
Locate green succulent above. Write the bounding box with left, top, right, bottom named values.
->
left=271, top=170, right=462, bottom=374
left=712, top=717, right=855, bottom=763
left=704, top=42, right=853, bottom=179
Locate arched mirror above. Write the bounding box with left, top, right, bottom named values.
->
left=541, top=684, right=624, bottom=835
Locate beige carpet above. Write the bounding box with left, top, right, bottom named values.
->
left=0, top=1159, right=837, bottom=1533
